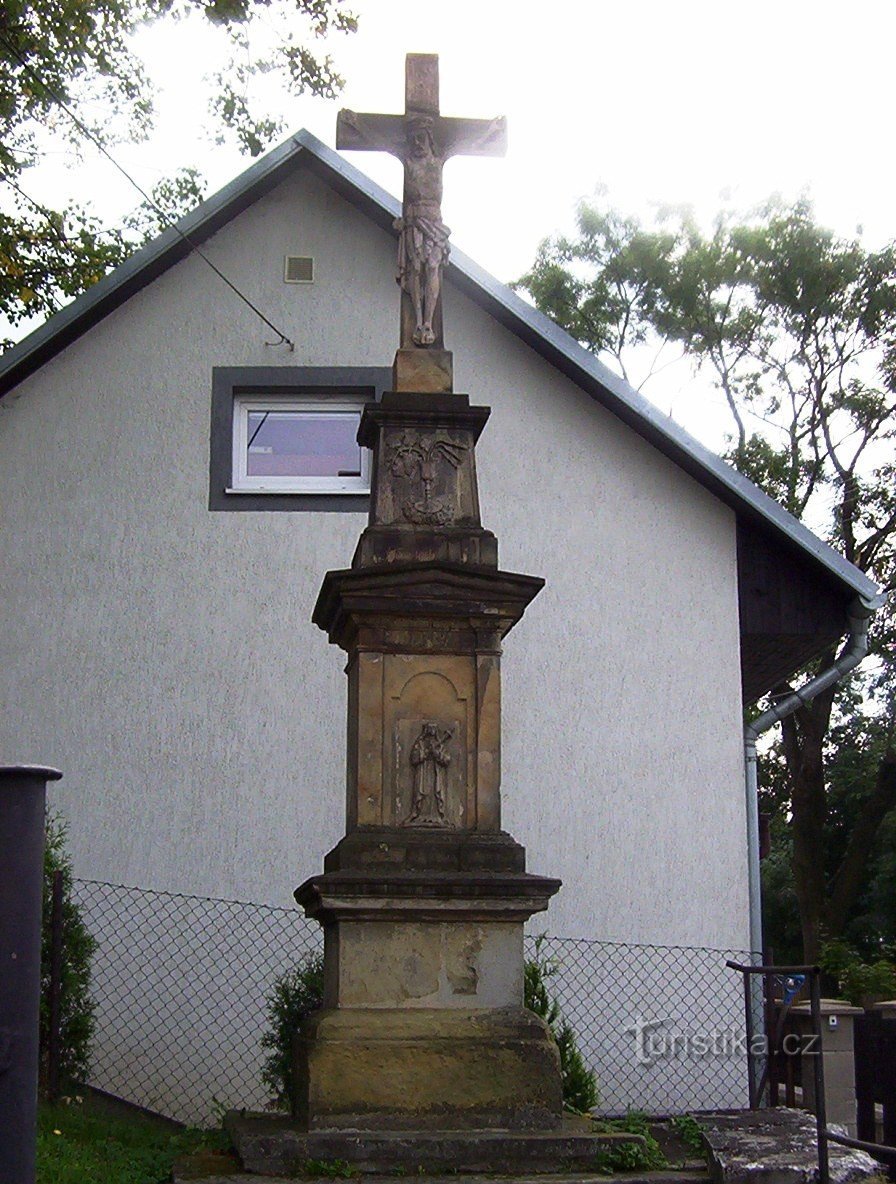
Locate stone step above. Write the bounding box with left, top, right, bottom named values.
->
left=221, top=1112, right=702, bottom=1178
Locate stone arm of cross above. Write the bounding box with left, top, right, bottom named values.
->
left=440, top=115, right=508, bottom=159
left=336, top=109, right=406, bottom=157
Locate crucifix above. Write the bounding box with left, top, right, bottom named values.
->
left=337, top=54, right=506, bottom=353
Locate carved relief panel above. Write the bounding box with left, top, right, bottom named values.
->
left=346, top=646, right=503, bottom=833
left=374, top=426, right=480, bottom=528
left=384, top=659, right=475, bottom=829
left=387, top=432, right=468, bottom=526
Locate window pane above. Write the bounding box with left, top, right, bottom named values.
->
left=246, top=411, right=362, bottom=478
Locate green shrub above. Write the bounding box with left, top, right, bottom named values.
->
left=261, top=953, right=324, bottom=1109
left=820, top=939, right=896, bottom=1007
left=41, top=812, right=96, bottom=1090
left=525, top=937, right=598, bottom=1113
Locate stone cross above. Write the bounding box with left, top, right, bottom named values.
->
left=337, top=54, right=506, bottom=351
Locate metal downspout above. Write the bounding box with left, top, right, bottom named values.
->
left=744, top=595, right=879, bottom=961
left=742, top=593, right=881, bottom=1105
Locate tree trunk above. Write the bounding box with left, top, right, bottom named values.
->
left=778, top=679, right=836, bottom=963
left=777, top=672, right=896, bottom=961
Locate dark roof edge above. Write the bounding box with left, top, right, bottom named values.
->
left=0, top=129, right=880, bottom=605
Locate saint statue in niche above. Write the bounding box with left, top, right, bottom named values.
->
left=406, top=721, right=453, bottom=826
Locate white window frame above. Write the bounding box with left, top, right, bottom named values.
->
left=230, top=395, right=370, bottom=495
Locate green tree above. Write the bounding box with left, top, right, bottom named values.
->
left=525, top=939, right=598, bottom=1113
left=0, top=166, right=205, bottom=343
left=518, top=195, right=896, bottom=961
left=41, top=812, right=96, bottom=1088
left=0, top=0, right=356, bottom=337
left=260, top=952, right=324, bottom=1110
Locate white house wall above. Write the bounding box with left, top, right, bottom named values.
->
left=0, top=165, right=747, bottom=952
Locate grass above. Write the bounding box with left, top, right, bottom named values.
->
left=670, top=1113, right=706, bottom=1156
left=37, top=1095, right=227, bottom=1184
left=588, top=1112, right=668, bottom=1173
left=35, top=1095, right=705, bottom=1182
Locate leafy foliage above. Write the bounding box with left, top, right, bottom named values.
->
left=0, top=0, right=356, bottom=335
left=302, top=1158, right=357, bottom=1178
left=41, top=812, right=96, bottom=1089
left=819, top=939, right=896, bottom=1007
left=519, top=193, right=896, bottom=961
left=525, top=938, right=598, bottom=1113
left=260, top=952, right=324, bottom=1110
left=670, top=1113, right=706, bottom=1156
left=0, top=0, right=356, bottom=168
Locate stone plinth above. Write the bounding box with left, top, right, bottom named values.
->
left=352, top=393, right=498, bottom=569
left=293, top=868, right=561, bottom=1129
left=393, top=347, right=453, bottom=393
left=293, top=1007, right=561, bottom=1132
left=312, top=563, right=543, bottom=838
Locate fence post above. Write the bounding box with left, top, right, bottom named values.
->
left=810, top=973, right=830, bottom=1184
left=0, top=765, right=62, bottom=1184
left=741, top=969, right=758, bottom=1107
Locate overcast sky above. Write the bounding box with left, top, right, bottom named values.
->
left=21, top=0, right=896, bottom=442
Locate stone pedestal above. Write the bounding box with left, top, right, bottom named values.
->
left=294, top=866, right=561, bottom=1130
left=293, top=375, right=563, bottom=1133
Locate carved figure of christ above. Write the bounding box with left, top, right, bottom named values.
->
left=336, top=54, right=506, bottom=349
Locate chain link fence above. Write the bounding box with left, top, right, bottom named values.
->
left=530, top=933, right=751, bottom=1117
left=71, top=879, right=751, bottom=1126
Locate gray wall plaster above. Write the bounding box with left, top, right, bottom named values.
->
left=0, top=165, right=746, bottom=950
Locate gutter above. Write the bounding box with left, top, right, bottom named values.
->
left=744, top=593, right=884, bottom=961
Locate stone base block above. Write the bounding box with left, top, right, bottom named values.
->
left=292, top=1006, right=562, bottom=1131
left=225, top=1113, right=650, bottom=1177
left=351, top=524, right=499, bottom=568
left=393, top=348, right=453, bottom=392
left=696, top=1108, right=880, bottom=1184
left=323, top=919, right=522, bottom=1009
left=323, top=829, right=526, bottom=874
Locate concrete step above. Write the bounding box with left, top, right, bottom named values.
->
left=695, top=1108, right=883, bottom=1184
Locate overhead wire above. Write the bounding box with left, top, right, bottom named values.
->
left=0, top=171, right=73, bottom=248
left=0, top=31, right=295, bottom=351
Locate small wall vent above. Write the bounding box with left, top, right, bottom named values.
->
left=284, top=255, right=314, bottom=284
